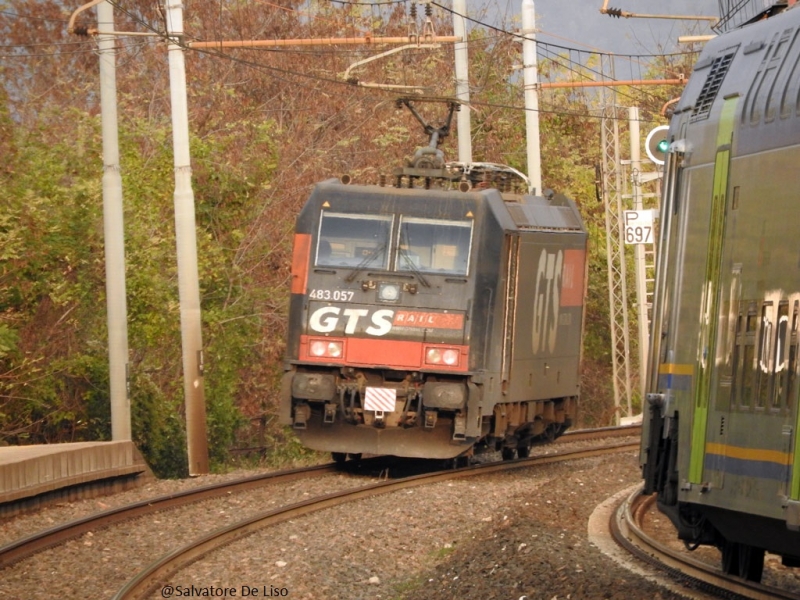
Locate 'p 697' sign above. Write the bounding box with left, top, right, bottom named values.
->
left=623, top=210, right=656, bottom=245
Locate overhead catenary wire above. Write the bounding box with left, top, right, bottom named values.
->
left=2, top=0, right=687, bottom=126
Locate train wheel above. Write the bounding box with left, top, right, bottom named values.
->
left=446, top=455, right=470, bottom=469
left=738, top=544, right=764, bottom=582
left=721, top=541, right=764, bottom=582
left=721, top=541, right=739, bottom=575
left=517, top=443, right=531, bottom=458
left=501, top=447, right=516, bottom=460
left=332, top=452, right=347, bottom=464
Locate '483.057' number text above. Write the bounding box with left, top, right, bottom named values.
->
left=309, top=289, right=355, bottom=302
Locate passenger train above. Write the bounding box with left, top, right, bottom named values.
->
left=280, top=100, right=587, bottom=461
left=640, top=1, right=800, bottom=581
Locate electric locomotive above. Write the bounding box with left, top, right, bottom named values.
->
left=641, top=2, right=800, bottom=581
left=280, top=100, right=587, bottom=461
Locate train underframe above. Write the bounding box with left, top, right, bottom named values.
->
left=282, top=365, right=575, bottom=460
left=642, top=400, right=800, bottom=582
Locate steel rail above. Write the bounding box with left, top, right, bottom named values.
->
left=113, top=441, right=639, bottom=600
left=0, top=425, right=640, bottom=573
left=558, top=423, right=640, bottom=441
left=612, top=486, right=799, bottom=600
left=0, top=462, right=344, bottom=569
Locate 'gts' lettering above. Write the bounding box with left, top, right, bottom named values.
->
left=532, top=250, right=563, bottom=354
left=309, top=307, right=394, bottom=336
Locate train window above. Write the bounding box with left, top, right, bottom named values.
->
left=745, top=32, right=780, bottom=125
left=788, top=301, right=800, bottom=411
left=756, top=303, right=773, bottom=409
left=772, top=302, right=790, bottom=409
left=730, top=313, right=743, bottom=406
left=767, top=28, right=800, bottom=120
left=395, top=217, right=473, bottom=276
left=738, top=303, right=758, bottom=409
left=782, top=50, right=800, bottom=118
left=762, top=30, right=795, bottom=123
left=720, top=268, right=742, bottom=409
left=316, top=212, right=393, bottom=269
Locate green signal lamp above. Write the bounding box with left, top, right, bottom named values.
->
left=645, top=125, right=670, bottom=165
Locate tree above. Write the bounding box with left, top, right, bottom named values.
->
left=0, top=0, right=697, bottom=468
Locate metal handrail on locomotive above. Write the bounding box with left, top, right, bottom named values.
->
left=281, top=99, right=588, bottom=461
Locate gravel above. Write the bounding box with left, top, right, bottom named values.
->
left=166, top=449, right=684, bottom=600
left=0, top=470, right=367, bottom=599
left=2, top=440, right=797, bottom=600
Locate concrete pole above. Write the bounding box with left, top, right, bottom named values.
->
left=97, top=1, right=131, bottom=441
left=522, top=0, right=542, bottom=195
left=629, top=106, right=648, bottom=408
left=452, top=0, right=472, bottom=163
left=164, top=0, right=209, bottom=475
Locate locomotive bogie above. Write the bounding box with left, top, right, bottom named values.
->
left=281, top=178, right=586, bottom=460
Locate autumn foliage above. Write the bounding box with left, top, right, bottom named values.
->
left=0, top=1, right=694, bottom=475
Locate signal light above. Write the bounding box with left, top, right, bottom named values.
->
left=645, top=125, right=670, bottom=165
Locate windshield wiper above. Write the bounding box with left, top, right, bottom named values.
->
left=397, top=230, right=431, bottom=288
left=345, top=243, right=386, bottom=283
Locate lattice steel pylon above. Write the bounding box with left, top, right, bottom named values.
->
left=600, top=58, right=633, bottom=424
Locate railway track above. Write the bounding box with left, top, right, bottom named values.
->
left=612, top=487, right=799, bottom=600
left=0, top=462, right=347, bottom=569
left=0, top=425, right=641, bottom=598
left=112, top=439, right=638, bottom=600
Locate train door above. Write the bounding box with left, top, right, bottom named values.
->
left=688, top=96, right=739, bottom=485
left=708, top=264, right=742, bottom=490
left=500, top=234, right=520, bottom=394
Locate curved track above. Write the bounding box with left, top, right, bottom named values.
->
left=113, top=440, right=638, bottom=600
left=0, top=462, right=344, bottom=569
left=612, top=487, right=798, bottom=600
left=0, top=425, right=641, bottom=597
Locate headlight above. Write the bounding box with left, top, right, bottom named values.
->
left=442, top=349, right=459, bottom=366
left=378, top=283, right=400, bottom=302
left=310, top=339, right=343, bottom=358
left=425, top=346, right=460, bottom=367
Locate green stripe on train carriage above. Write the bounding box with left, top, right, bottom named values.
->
left=689, top=96, right=738, bottom=484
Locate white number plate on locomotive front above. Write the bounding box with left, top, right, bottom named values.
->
left=363, top=387, right=397, bottom=412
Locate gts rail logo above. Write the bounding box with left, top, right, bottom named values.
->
left=532, top=249, right=563, bottom=355
left=309, top=307, right=394, bottom=337
left=308, top=306, right=465, bottom=337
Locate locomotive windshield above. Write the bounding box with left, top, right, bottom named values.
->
left=316, top=212, right=393, bottom=269
left=396, top=217, right=472, bottom=276
left=315, top=212, right=473, bottom=276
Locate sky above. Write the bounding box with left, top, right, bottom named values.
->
left=482, top=0, right=721, bottom=56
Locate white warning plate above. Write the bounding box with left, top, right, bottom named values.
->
left=363, top=387, right=397, bottom=412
